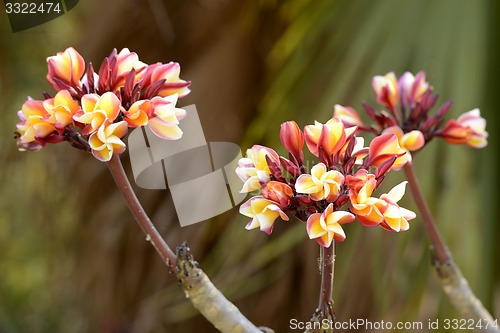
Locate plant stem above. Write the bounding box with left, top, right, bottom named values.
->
left=403, top=162, right=499, bottom=333
left=107, top=154, right=177, bottom=267
left=319, top=242, right=335, bottom=318
left=306, top=243, right=336, bottom=333
left=107, top=155, right=273, bottom=333
left=403, top=163, right=449, bottom=264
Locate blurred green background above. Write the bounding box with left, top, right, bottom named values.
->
left=1, top=0, right=498, bottom=332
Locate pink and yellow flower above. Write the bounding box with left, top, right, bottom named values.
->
left=46, top=47, right=85, bottom=90
left=367, top=133, right=408, bottom=170
left=147, top=94, right=187, bottom=140
left=304, top=117, right=346, bottom=157
left=439, top=109, right=488, bottom=148
left=240, top=196, right=289, bottom=234
left=295, top=163, right=344, bottom=202
left=122, top=99, right=151, bottom=128
left=348, top=176, right=387, bottom=226
left=112, top=48, right=148, bottom=90
left=262, top=181, right=294, bottom=208
left=73, top=92, right=121, bottom=135
left=398, top=71, right=429, bottom=106
left=16, top=99, right=56, bottom=145
left=333, top=104, right=365, bottom=128
left=379, top=181, right=416, bottom=232
left=280, top=121, right=304, bottom=162
left=140, top=62, right=191, bottom=98
left=381, top=126, right=425, bottom=163
left=306, top=203, right=355, bottom=246
left=42, top=90, right=80, bottom=129
left=88, top=121, right=128, bottom=162
left=372, top=72, right=399, bottom=110
left=236, top=145, right=280, bottom=193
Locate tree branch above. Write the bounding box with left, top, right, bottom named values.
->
left=106, top=154, right=273, bottom=333
left=403, top=162, right=499, bottom=333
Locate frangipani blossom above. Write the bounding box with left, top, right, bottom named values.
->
left=280, top=121, right=304, bottom=163
left=16, top=47, right=191, bottom=161
left=367, top=133, right=408, bottom=170
left=304, top=117, right=346, bottom=158
left=88, top=121, right=128, bottom=162
left=262, top=181, right=294, bottom=208
left=236, top=145, right=280, bottom=193
left=73, top=92, right=121, bottom=135
left=240, top=196, right=289, bottom=234
left=112, top=48, right=148, bottom=90
left=140, top=62, right=191, bottom=98
left=42, top=90, right=80, bottom=129
left=148, top=94, right=187, bottom=140
left=348, top=177, right=387, bottom=226
left=295, top=163, right=344, bottom=202
left=333, top=104, right=366, bottom=129
left=16, top=99, right=56, bottom=145
left=372, top=72, right=398, bottom=110
left=307, top=204, right=355, bottom=246
left=440, top=109, right=488, bottom=148
left=46, top=47, right=85, bottom=90
left=379, top=181, right=416, bottom=232
left=382, top=126, right=425, bottom=163
left=123, top=99, right=151, bottom=128
left=398, top=71, right=429, bottom=106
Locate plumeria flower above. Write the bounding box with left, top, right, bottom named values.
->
left=307, top=204, right=355, bottom=246
left=280, top=121, right=304, bottom=164
left=348, top=176, right=387, bottom=226
left=139, top=62, right=191, bottom=98
left=88, top=121, right=128, bottom=162
left=42, top=90, right=80, bottom=129
left=378, top=181, right=416, bottom=232
left=367, top=133, right=408, bottom=170
left=372, top=72, right=398, bottom=111
left=73, top=92, right=121, bottom=135
left=148, top=94, right=187, bottom=140
left=295, top=163, right=344, bottom=202
left=46, top=47, right=85, bottom=90
left=333, top=104, right=367, bottom=129
left=16, top=99, right=57, bottom=148
left=398, top=71, right=429, bottom=106
left=304, top=117, right=347, bottom=158
left=439, top=109, right=488, bottom=148
left=381, top=126, right=425, bottom=163
left=262, top=181, right=294, bottom=208
left=236, top=145, right=280, bottom=193
left=333, top=71, right=487, bottom=154
left=239, top=196, right=289, bottom=234
left=237, top=114, right=414, bottom=243
left=15, top=47, right=191, bottom=162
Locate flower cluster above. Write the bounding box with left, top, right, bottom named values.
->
left=15, top=47, right=190, bottom=161
left=237, top=119, right=416, bottom=247
left=333, top=72, right=488, bottom=159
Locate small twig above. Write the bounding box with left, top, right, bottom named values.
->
left=107, top=154, right=176, bottom=267
left=319, top=243, right=335, bottom=322
left=404, top=162, right=499, bottom=333
left=306, top=243, right=336, bottom=333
